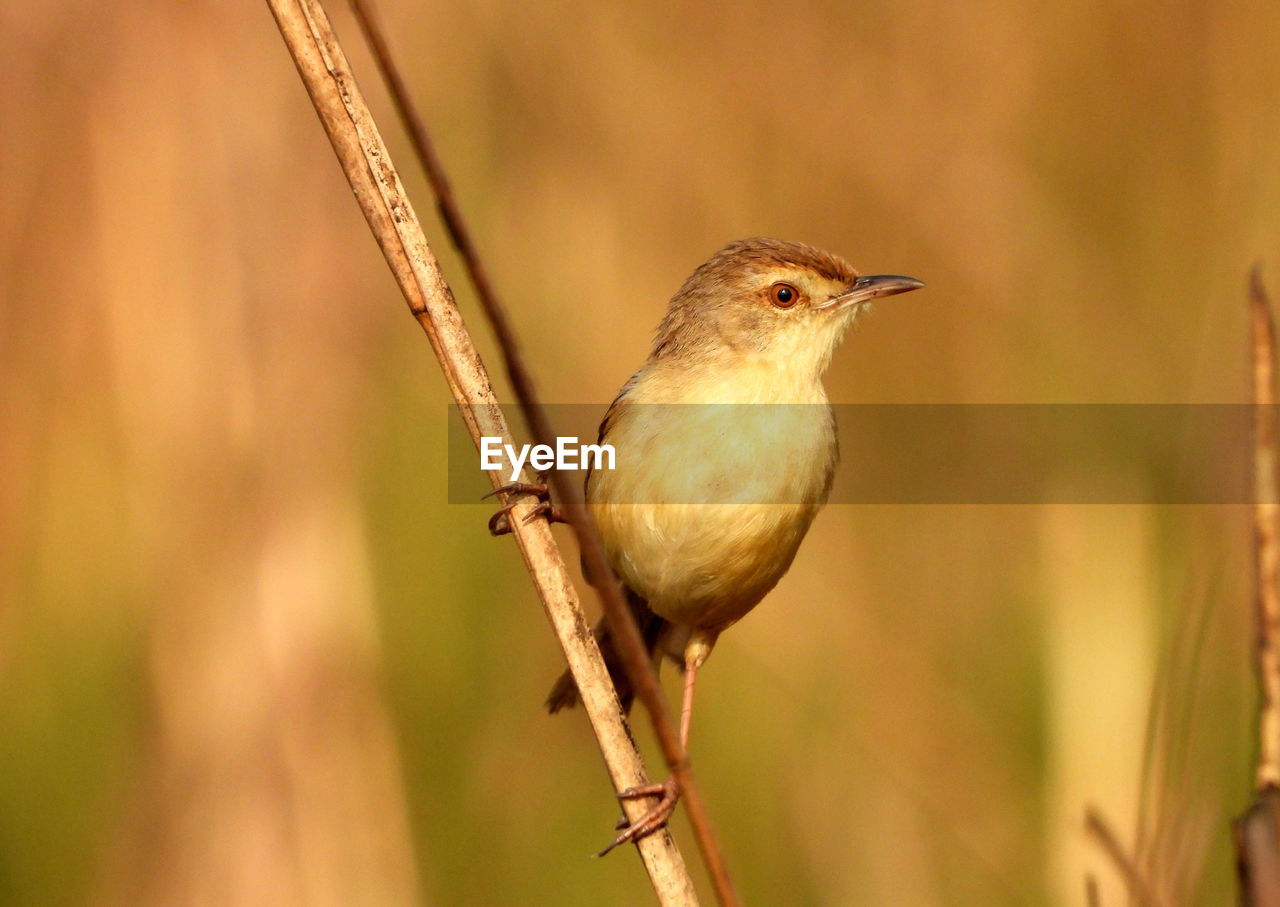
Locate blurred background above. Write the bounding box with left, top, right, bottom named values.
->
left=3, top=0, right=1280, bottom=903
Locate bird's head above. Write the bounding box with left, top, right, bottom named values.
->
left=650, top=237, right=922, bottom=381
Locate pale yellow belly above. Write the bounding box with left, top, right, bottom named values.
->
left=591, top=500, right=820, bottom=628
left=588, top=402, right=835, bottom=629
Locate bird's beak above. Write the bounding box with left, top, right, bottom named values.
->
left=816, top=274, right=925, bottom=310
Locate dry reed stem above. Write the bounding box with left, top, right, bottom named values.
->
left=1084, top=875, right=1100, bottom=907
left=342, top=1, right=739, bottom=903
left=263, top=0, right=700, bottom=902
left=1237, top=266, right=1280, bottom=907
left=1252, top=264, right=1280, bottom=791
left=1237, top=787, right=1280, bottom=907
left=1084, top=807, right=1165, bottom=907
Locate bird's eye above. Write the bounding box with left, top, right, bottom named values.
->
left=769, top=282, right=799, bottom=308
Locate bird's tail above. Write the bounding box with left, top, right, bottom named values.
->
left=546, top=587, right=666, bottom=714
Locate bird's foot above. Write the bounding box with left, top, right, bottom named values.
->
left=597, top=776, right=681, bottom=856
left=484, top=479, right=565, bottom=536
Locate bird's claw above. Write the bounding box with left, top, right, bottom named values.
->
left=596, top=776, right=681, bottom=856
left=485, top=480, right=565, bottom=536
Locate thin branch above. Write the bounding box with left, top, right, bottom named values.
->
left=1084, top=807, right=1166, bottom=907
left=1251, top=264, right=1280, bottom=791
left=1236, top=787, right=1280, bottom=907
left=263, top=0, right=699, bottom=902
left=1238, top=266, right=1280, bottom=907
left=342, top=1, right=739, bottom=903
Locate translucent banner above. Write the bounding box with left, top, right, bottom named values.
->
left=447, top=404, right=1264, bottom=505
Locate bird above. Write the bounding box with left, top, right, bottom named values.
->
left=500, top=237, right=922, bottom=852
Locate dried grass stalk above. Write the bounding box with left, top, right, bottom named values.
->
left=1236, top=265, right=1280, bottom=906
left=263, top=0, right=701, bottom=901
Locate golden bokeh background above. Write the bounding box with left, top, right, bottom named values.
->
left=4, top=0, right=1280, bottom=903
